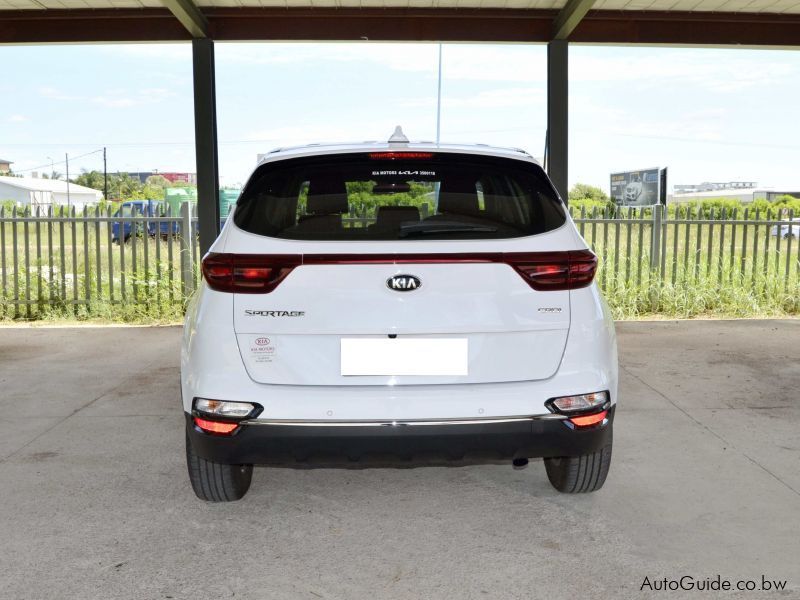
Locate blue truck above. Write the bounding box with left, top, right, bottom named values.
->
left=111, top=200, right=179, bottom=243
left=112, top=190, right=238, bottom=243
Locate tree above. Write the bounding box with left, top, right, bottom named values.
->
left=73, top=169, right=105, bottom=191
left=771, top=194, right=800, bottom=215
left=145, top=175, right=171, bottom=189
left=72, top=169, right=156, bottom=201
left=143, top=175, right=171, bottom=200
left=113, top=173, right=145, bottom=201
left=569, top=183, right=609, bottom=204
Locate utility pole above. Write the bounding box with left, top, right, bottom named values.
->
left=103, top=147, right=108, bottom=201
left=436, top=43, right=443, bottom=145
left=65, top=153, right=71, bottom=209
left=434, top=44, right=443, bottom=209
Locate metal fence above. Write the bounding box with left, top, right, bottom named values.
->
left=569, top=205, right=799, bottom=295
left=0, top=203, right=200, bottom=319
left=1, top=202, right=798, bottom=319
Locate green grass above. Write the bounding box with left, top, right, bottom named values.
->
left=601, top=259, right=799, bottom=319
left=582, top=215, right=799, bottom=319
left=1, top=216, right=198, bottom=323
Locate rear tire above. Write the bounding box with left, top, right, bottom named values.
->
left=186, top=431, right=253, bottom=502
left=544, top=440, right=612, bottom=493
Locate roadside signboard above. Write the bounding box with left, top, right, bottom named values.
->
left=610, top=168, right=663, bottom=207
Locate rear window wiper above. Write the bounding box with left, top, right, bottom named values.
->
left=399, top=222, right=499, bottom=238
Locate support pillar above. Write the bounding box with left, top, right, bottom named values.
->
left=547, top=39, right=568, bottom=203
left=193, top=37, right=220, bottom=256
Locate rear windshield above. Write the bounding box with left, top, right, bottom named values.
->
left=233, top=152, right=566, bottom=241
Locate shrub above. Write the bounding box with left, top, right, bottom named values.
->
left=747, top=198, right=772, bottom=215
left=569, top=183, right=609, bottom=204
left=1, top=199, right=19, bottom=213
left=568, top=198, right=612, bottom=215
left=670, top=198, right=745, bottom=219
left=698, top=197, right=744, bottom=217
left=771, top=194, right=800, bottom=215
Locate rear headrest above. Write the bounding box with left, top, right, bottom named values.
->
left=437, top=177, right=480, bottom=215
left=375, top=205, right=421, bottom=230
left=307, top=176, right=349, bottom=214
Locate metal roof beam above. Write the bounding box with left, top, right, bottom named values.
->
left=3, top=9, right=800, bottom=45
left=161, top=0, right=208, bottom=38
left=552, top=0, right=596, bottom=40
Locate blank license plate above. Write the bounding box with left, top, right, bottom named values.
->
left=340, top=338, right=468, bottom=376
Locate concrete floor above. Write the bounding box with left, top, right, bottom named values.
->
left=0, top=321, right=798, bottom=600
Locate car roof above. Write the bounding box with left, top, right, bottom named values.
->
left=257, top=141, right=539, bottom=167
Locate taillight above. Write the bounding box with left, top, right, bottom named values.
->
left=202, top=250, right=596, bottom=293
left=202, top=253, right=300, bottom=294
left=508, top=250, right=597, bottom=291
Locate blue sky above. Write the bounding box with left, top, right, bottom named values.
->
left=2, top=42, right=799, bottom=192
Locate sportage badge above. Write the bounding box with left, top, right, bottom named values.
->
left=387, top=275, right=421, bottom=292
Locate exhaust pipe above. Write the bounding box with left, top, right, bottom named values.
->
left=512, top=458, right=529, bottom=470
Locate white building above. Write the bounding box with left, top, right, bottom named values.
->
left=0, top=176, right=103, bottom=210
left=670, top=189, right=800, bottom=204
left=669, top=188, right=766, bottom=204
left=673, top=181, right=758, bottom=194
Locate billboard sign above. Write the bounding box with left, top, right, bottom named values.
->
left=610, top=168, right=662, bottom=207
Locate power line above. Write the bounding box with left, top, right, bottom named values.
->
left=14, top=148, right=104, bottom=174
left=8, top=129, right=800, bottom=177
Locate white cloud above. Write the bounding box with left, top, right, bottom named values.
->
left=38, top=83, right=177, bottom=109
left=106, top=43, right=191, bottom=61
left=570, top=49, right=798, bottom=92
left=39, top=86, right=81, bottom=101
left=101, top=42, right=502, bottom=88
left=105, top=43, right=800, bottom=95
left=90, top=87, right=176, bottom=109
left=93, top=96, right=136, bottom=108
left=571, top=96, right=729, bottom=147
left=403, top=87, right=545, bottom=109
left=231, top=122, right=391, bottom=147
left=8, top=114, right=28, bottom=123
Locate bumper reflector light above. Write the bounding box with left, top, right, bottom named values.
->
left=193, top=417, right=239, bottom=435
left=568, top=410, right=608, bottom=428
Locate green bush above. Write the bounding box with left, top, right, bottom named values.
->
left=672, top=196, right=799, bottom=219
left=696, top=197, right=743, bottom=217
left=771, top=194, right=800, bottom=215
left=567, top=184, right=617, bottom=214
left=670, top=198, right=753, bottom=219
left=748, top=198, right=772, bottom=215
left=569, top=183, right=608, bottom=203
left=569, top=198, right=613, bottom=215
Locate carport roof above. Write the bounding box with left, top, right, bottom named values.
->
left=1, top=0, right=800, bottom=45
left=2, top=0, right=799, bottom=10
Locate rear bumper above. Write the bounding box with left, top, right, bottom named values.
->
left=185, top=406, right=614, bottom=465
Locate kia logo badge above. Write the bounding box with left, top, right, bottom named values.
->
left=387, top=275, right=421, bottom=292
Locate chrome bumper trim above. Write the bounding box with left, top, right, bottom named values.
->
left=239, top=413, right=567, bottom=427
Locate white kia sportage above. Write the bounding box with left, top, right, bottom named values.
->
left=181, top=129, right=618, bottom=501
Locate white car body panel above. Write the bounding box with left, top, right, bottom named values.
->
left=181, top=142, right=618, bottom=422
